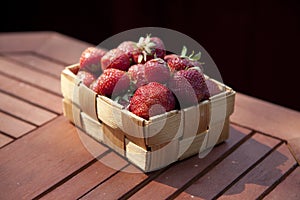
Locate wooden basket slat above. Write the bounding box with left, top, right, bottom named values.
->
left=179, top=130, right=208, bottom=160
left=79, top=84, right=98, bottom=121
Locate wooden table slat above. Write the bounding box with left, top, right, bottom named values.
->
left=0, top=74, right=62, bottom=114
left=264, top=166, right=300, bottom=200
left=40, top=152, right=127, bottom=200
left=288, top=137, right=300, bottom=165
left=81, top=165, right=151, bottom=200
left=0, top=116, right=107, bottom=200
left=5, top=53, right=65, bottom=78
left=0, top=32, right=51, bottom=52
left=0, top=92, right=57, bottom=126
left=0, top=133, right=13, bottom=148
left=0, top=58, right=61, bottom=95
left=218, top=144, right=297, bottom=200
left=35, top=32, right=90, bottom=65
left=0, top=111, right=36, bottom=138
left=232, top=93, right=300, bottom=141
left=127, top=125, right=251, bottom=200
left=153, top=133, right=281, bottom=200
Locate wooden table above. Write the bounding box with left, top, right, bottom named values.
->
left=0, top=32, right=299, bottom=200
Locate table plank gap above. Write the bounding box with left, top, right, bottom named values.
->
left=118, top=166, right=171, bottom=200
left=34, top=32, right=90, bottom=65
left=230, top=121, right=287, bottom=142
left=264, top=165, right=300, bottom=200
left=0, top=116, right=108, bottom=200
left=119, top=125, right=253, bottom=200
left=0, top=132, right=14, bottom=148
left=216, top=144, right=297, bottom=200
left=287, top=137, right=300, bottom=165
left=0, top=92, right=57, bottom=126
left=213, top=141, right=284, bottom=199
left=33, top=151, right=112, bottom=200
left=169, top=132, right=281, bottom=200
left=76, top=163, right=130, bottom=200
left=0, top=57, right=61, bottom=96
left=0, top=111, right=36, bottom=138
left=31, top=51, right=71, bottom=66
left=0, top=88, right=61, bottom=116
left=0, top=83, right=61, bottom=115
left=258, top=163, right=298, bottom=199
left=79, top=165, right=160, bottom=200
left=4, top=53, right=64, bottom=79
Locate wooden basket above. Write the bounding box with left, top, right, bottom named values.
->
left=61, top=64, right=235, bottom=172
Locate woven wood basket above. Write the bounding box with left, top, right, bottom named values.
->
left=61, top=64, right=235, bottom=172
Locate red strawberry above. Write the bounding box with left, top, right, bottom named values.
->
left=168, top=68, right=209, bottom=108
left=165, top=46, right=203, bottom=72
left=129, top=82, right=176, bottom=120
left=132, top=35, right=166, bottom=64
left=144, top=58, right=170, bottom=84
left=101, top=48, right=131, bottom=71
left=89, top=79, right=100, bottom=94
left=92, top=68, right=130, bottom=97
left=77, top=71, right=96, bottom=87
left=205, top=78, right=223, bottom=97
left=79, top=47, right=107, bottom=73
left=117, top=41, right=137, bottom=63
left=128, top=64, right=148, bottom=88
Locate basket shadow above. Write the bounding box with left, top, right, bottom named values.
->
left=152, top=125, right=288, bottom=199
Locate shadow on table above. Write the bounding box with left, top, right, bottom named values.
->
left=152, top=125, right=288, bottom=199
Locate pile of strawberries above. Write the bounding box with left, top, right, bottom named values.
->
left=77, top=35, right=213, bottom=120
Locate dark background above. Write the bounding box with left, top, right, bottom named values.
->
left=2, top=0, right=300, bottom=111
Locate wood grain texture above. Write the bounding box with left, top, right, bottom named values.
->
left=0, top=58, right=61, bottom=95
left=0, top=74, right=62, bottom=114
left=128, top=125, right=251, bottom=200
left=219, top=144, right=297, bottom=200
left=0, top=116, right=106, bottom=200
left=0, top=32, right=51, bottom=52
left=40, top=152, right=125, bottom=200
left=265, top=167, right=300, bottom=200
left=35, top=32, right=90, bottom=65
left=231, top=93, right=300, bottom=141
left=6, top=53, right=65, bottom=78
left=0, top=111, right=36, bottom=138
left=81, top=165, right=150, bottom=200
left=163, top=133, right=281, bottom=200
left=0, top=92, right=56, bottom=126
left=1, top=32, right=300, bottom=200
left=0, top=133, right=13, bottom=148
left=288, top=137, right=300, bottom=165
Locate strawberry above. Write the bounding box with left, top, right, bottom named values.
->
left=79, top=47, right=107, bottom=73
left=128, top=64, right=148, bottom=88
left=117, top=41, right=137, bottom=63
left=89, top=79, right=100, bottom=94
left=143, top=58, right=170, bottom=84
left=128, top=58, right=170, bottom=88
left=165, top=46, right=203, bottom=72
left=132, top=35, right=166, bottom=64
left=168, top=68, right=209, bottom=108
left=91, top=68, right=130, bottom=98
left=129, top=82, right=176, bottom=120
left=101, top=48, right=131, bottom=71
left=77, top=71, right=96, bottom=87
left=205, top=78, right=223, bottom=97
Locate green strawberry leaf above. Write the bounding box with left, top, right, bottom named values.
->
left=181, top=46, right=187, bottom=57
left=192, top=52, right=201, bottom=61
